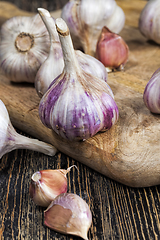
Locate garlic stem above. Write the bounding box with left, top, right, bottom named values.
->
left=55, top=18, right=81, bottom=75
left=11, top=129, right=57, bottom=156
left=38, top=8, right=59, bottom=44
left=0, top=99, right=57, bottom=158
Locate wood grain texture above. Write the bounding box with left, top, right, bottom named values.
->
left=1, top=1, right=160, bottom=240
left=0, top=1, right=160, bottom=187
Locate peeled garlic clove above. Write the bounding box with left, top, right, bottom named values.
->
left=0, top=14, right=50, bottom=83
left=139, top=0, right=160, bottom=44
left=0, top=99, right=57, bottom=159
left=29, top=166, right=76, bottom=207
left=143, top=68, right=160, bottom=114
left=44, top=193, right=92, bottom=240
left=39, top=18, right=119, bottom=141
left=61, top=0, right=125, bottom=56
left=35, top=8, right=107, bottom=98
left=96, top=27, right=129, bottom=71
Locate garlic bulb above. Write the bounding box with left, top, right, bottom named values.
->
left=29, top=165, right=77, bottom=207
left=0, top=99, right=57, bottom=158
left=143, top=68, right=160, bottom=113
left=61, top=0, right=125, bottom=56
left=96, top=27, right=129, bottom=71
left=35, top=8, right=107, bottom=98
left=0, top=14, right=50, bottom=83
left=44, top=193, right=92, bottom=240
left=39, top=18, right=119, bottom=141
left=139, top=0, right=160, bottom=44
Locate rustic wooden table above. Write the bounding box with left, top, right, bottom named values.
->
left=1, top=1, right=160, bottom=240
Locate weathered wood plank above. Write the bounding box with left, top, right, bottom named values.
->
left=1, top=1, right=160, bottom=240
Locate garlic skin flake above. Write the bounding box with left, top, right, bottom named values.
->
left=61, top=0, right=125, bottom=56
left=35, top=8, right=107, bottom=98
left=143, top=68, right=160, bottom=114
left=139, top=0, right=160, bottom=44
left=0, top=99, right=57, bottom=159
left=29, top=166, right=76, bottom=207
left=39, top=18, right=119, bottom=141
left=44, top=193, right=92, bottom=240
left=0, top=14, right=50, bottom=83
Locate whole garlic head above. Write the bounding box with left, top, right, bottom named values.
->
left=143, top=68, right=160, bottom=114
left=39, top=18, right=119, bottom=141
left=0, top=14, right=50, bottom=83
left=139, top=0, right=160, bottom=44
left=61, top=0, right=125, bottom=56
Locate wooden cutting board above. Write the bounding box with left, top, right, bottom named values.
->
left=0, top=0, right=160, bottom=188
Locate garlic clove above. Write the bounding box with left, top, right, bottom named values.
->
left=143, top=68, right=160, bottom=114
left=35, top=8, right=108, bottom=98
left=0, top=99, right=57, bottom=159
left=29, top=165, right=77, bottom=207
left=0, top=14, right=50, bottom=83
left=44, top=193, right=92, bottom=240
left=61, top=0, right=125, bottom=56
left=96, top=27, right=129, bottom=71
left=39, top=18, right=119, bottom=141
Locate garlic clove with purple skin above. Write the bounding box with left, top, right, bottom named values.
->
left=29, top=165, right=77, bottom=207
left=44, top=193, right=92, bottom=240
left=35, top=8, right=108, bottom=98
left=0, top=99, right=57, bottom=159
left=143, top=68, right=160, bottom=114
left=96, top=27, right=129, bottom=72
left=0, top=14, right=50, bottom=83
left=39, top=18, right=119, bottom=141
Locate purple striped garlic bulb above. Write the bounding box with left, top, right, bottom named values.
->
left=39, top=18, right=119, bottom=141
left=143, top=68, right=160, bottom=113
left=0, top=14, right=50, bottom=83
left=35, top=8, right=108, bottom=98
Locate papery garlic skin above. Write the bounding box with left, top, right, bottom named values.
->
left=139, top=0, right=160, bottom=44
left=0, top=14, right=50, bottom=83
left=0, top=99, right=57, bottom=158
left=75, top=50, right=108, bottom=82
left=29, top=168, right=71, bottom=207
left=105, top=5, right=125, bottom=35
left=44, top=193, right=92, bottom=240
left=35, top=8, right=107, bottom=98
left=96, top=27, right=129, bottom=71
left=61, top=0, right=125, bottom=56
left=143, top=68, right=160, bottom=113
left=39, top=18, right=119, bottom=141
